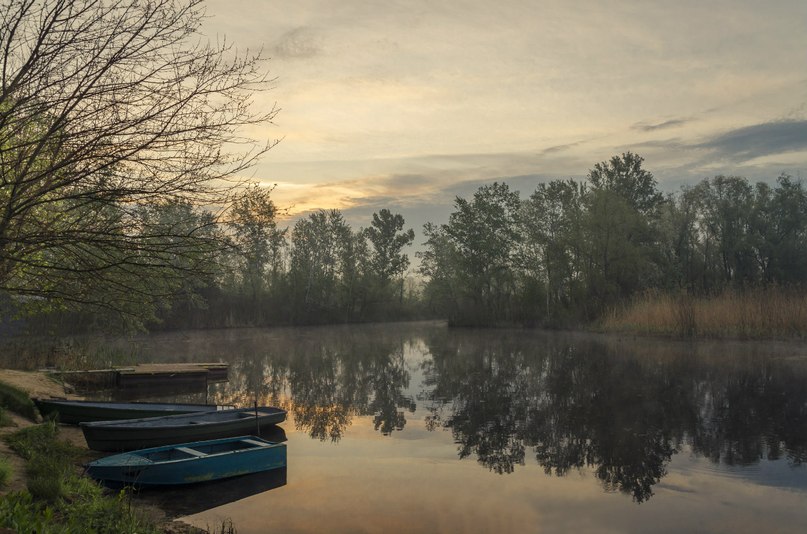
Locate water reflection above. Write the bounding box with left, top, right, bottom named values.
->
left=419, top=331, right=807, bottom=502
left=207, top=327, right=417, bottom=442
left=118, top=324, right=807, bottom=504
left=125, top=425, right=287, bottom=517
left=136, top=467, right=287, bottom=518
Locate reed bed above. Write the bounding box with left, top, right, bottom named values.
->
left=602, top=288, right=807, bottom=339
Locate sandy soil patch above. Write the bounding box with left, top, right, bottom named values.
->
left=0, top=369, right=77, bottom=399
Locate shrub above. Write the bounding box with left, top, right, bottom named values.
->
left=0, top=380, right=37, bottom=420
left=26, top=454, right=66, bottom=501
left=0, top=454, right=11, bottom=487
left=0, top=492, right=53, bottom=533
left=4, top=421, right=65, bottom=460
left=0, top=406, right=12, bottom=427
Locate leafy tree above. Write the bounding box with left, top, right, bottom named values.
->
left=288, top=210, right=354, bottom=323
left=228, top=185, right=286, bottom=301
left=581, top=154, right=664, bottom=310
left=689, top=176, right=756, bottom=288
left=761, top=175, right=807, bottom=284
left=421, top=183, right=521, bottom=325
left=520, top=179, right=586, bottom=322
left=338, top=227, right=371, bottom=321
left=419, top=222, right=463, bottom=320
left=656, top=190, right=701, bottom=291
left=587, top=152, right=663, bottom=216
left=365, top=209, right=415, bottom=304
left=582, top=189, right=658, bottom=308
left=0, top=0, right=277, bottom=325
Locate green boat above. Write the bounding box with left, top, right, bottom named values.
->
left=33, top=398, right=233, bottom=425
left=80, top=406, right=287, bottom=451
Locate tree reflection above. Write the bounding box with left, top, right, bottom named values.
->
left=203, top=323, right=807, bottom=503
left=422, top=334, right=529, bottom=474
left=367, top=346, right=416, bottom=435
left=420, top=331, right=807, bottom=503
left=218, top=326, right=417, bottom=441
left=690, top=362, right=807, bottom=466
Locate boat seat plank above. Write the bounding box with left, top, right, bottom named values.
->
left=175, top=446, right=206, bottom=457
left=241, top=438, right=269, bottom=447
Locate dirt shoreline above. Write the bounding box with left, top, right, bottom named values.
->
left=0, top=369, right=200, bottom=533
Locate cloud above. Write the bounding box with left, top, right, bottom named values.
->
left=696, top=120, right=807, bottom=161
left=271, top=27, right=321, bottom=59
left=541, top=142, right=583, bottom=155
left=632, top=138, right=688, bottom=151
left=633, top=118, right=690, bottom=132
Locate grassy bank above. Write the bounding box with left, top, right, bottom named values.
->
left=0, top=379, right=235, bottom=533
left=0, top=421, right=162, bottom=533
left=0, top=380, right=37, bottom=420
left=602, top=288, right=807, bottom=339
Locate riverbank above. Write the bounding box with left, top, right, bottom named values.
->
left=0, top=369, right=206, bottom=533
left=601, top=288, right=807, bottom=339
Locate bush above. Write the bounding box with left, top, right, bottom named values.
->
left=0, top=380, right=37, bottom=420
left=0, top=454, right=11, bottom=487
left=4, top=421, right=67, bottom=460
left=0, top=432, right=162, bottom=533
left=26, top=454, right=66, bottom=501
left=0, top=492, right=53, bottom=533
left=0, top=406, right=12, bottom=427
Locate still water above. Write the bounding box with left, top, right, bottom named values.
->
left=110, top=322, right=807, bottom=533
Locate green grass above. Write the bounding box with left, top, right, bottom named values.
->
left=4, top=421, right=76, bottom=461
left=0, top=421, right=239, bottom=533
left=4, top=422, right=80, bottom=502
left=0, top=485, right=162, bottom=534
left=0, top=380, right=37, bottom=421
left=0, top=454, right=11, bottom=487
left=0, top=406, right=13, bottom=427
left=0, top=422, right=162, bottom=533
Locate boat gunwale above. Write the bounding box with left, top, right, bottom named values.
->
left=79, top=407, right=286, bottom=430
left=33, top=397, right=232, bottom=411
left=86, top=436, right=282, bottom=469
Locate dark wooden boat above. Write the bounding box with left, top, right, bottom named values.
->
left=80, top=407, right=287, bottom=451
left=33, top=397, right=233, bottom=425
left=85, top=436, right=286, bottom=487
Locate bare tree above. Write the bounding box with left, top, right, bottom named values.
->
left=0, top=0, right=278, bottom=324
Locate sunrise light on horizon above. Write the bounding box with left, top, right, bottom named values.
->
left=205, top=0, right=807, bottom=228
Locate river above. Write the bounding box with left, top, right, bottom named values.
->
left=104, top=322, right=807, bottom=533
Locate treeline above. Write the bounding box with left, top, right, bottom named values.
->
left=178, top=198, right=421, bottom=329
left=15, top=187, right=422, bottom=333
left=9, top=150, right=807, bottom=334
left=419, top=152, right=807, bottom=327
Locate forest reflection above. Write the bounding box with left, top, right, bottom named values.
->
left=213, top=327, right=416, bottom=442
left=212, top=326, right=807, bottom=503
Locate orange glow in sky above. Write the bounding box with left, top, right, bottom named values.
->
left=204, top=0, right=807, bottom=224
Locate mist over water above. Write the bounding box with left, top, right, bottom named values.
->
left=111, top=323, right=807, bottom=532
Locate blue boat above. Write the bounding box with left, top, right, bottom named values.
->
left=85, top=436, right=286, bottom=487
left=80, top=406, right=287, bottom=451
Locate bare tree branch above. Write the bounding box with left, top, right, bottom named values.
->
left=0, top=0, right=278, bottom=324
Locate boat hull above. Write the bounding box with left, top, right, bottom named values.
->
left=85, top=436, right=286, bottom=486
left=33, top=398, right=229, bottom=425
left=80, top=407, right=287, bottom=451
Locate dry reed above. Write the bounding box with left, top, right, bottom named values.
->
left=602, top=287, right=807, bottom=339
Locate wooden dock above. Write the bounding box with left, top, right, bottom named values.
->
left=50, top=363, right=228, bottom=390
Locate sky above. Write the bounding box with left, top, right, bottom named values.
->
left=203, top=0, right=807, bottom=230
